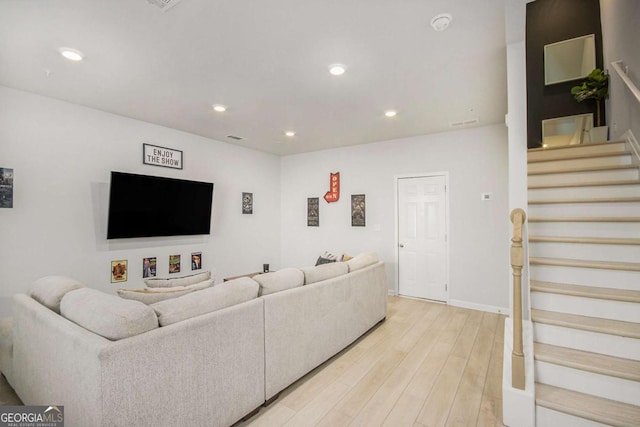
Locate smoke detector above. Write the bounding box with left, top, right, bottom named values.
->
left=147, top=0, right=182, bottom=11
left=431, top=13, right=452, bottom=32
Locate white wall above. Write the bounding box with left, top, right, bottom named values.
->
left=0, top=86, right=511, bottom=316
left=600, top=0, right=640, bottom=141
left=0, top=86, right=281, bottom=315
left=505, top=0, right=530, bottom=318
left=280, top=124, right=510, bottom=313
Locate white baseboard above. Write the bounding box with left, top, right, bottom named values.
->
left=387, top=289, right=397, bottom=296
left=449, top=299, right=511, bottom=316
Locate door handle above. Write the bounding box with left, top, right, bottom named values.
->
left=399, top=243, right=404, bottom=248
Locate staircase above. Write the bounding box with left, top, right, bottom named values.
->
left=527, top=140, right=640, bottom=427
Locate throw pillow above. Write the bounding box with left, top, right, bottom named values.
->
left=28, top=276, right=86, bottom=314
left=144, top=270, right=211, bottom=288
left=253, top=268, right=304, bottom=296
left=151, top=277, right=259, bottom=326
left=341, top=253, right=354, bottom=262
left=322, top=251, right=340, bottom=261
left=117, top=279, right=213, bottom=304
left=315, top=251, right=352, bottom=265
left=315, top=256, right=336, bottom=266
left=60, top=288, right=159, bottom=340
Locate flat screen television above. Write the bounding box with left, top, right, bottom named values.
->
left=107, top=171, right=214, bottom=239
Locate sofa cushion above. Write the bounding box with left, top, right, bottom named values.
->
left=60, top=288, right=159, bottom=340
left=254, top=268, right=304, bottom=296
left=116, top=279, right=213, bottom=304
left=144, top=271, right=211, bottom=288
left=150, top=277, right=259, bottom=326
left=346, top=252, right=379, bottom=272
left=28, top=276, right=86, bottom=314
left=301, top=262, right=349, bottom=285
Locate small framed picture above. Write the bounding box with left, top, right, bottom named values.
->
left=191, top=252, right=202, bottom=270
left=351, top=194, right=366, bottom=227
left=142, top=257, right=157, bottom=278
left=111, top=260, right=128, bottom=283
left=0, top=168, right=14, bottom=209
left=307, top=197, right=319, bottom=227
left=169, top=254, right=181, bottom=274
left=242, top=192, right=253, bottom=214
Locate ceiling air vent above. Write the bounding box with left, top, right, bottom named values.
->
left=449, top=118, right=479, bottom=128
left=226, top=135, right=244, bottom=141
left=147, top=0, right=182, bottom=12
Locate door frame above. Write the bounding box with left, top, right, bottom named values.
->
left=394, top=172, right=450, bottom=302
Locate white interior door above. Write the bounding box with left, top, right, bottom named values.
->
left=397, top=175, right=448, bottom=301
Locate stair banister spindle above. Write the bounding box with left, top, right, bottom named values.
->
left=510, top=208, right=526, bottom=390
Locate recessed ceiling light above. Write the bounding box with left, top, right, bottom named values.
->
left=385, top=110, right=397, bottom=118
left=58, top=47, right=84, bottom=62
left=542, top=144, right=549, bottom=148
left=212, top=104, right=227, bottom=113
left=430, top=13, right=452, bottom=32
left=329, top=64, right=346, bottom=76
left=285, top=131, right=296, bottom=137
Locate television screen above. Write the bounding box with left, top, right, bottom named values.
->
left=107, top=171, right=214, bottom=239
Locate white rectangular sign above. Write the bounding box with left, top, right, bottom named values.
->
left=143, top=144, right=183, bottom=169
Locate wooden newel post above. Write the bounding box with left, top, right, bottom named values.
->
left=510, top=208, right=526, bottom=390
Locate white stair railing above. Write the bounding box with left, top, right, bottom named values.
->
left=611, top=60, right=640, bottom=104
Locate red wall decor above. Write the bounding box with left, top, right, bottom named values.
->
left=324, top=172, right=340, bottom=203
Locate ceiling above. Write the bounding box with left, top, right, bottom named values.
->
left=0, top=0, right=508, bottom=156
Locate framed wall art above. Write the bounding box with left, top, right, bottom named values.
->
left=307, top=197, right=319, bottom=227
left=191, top=252, right=202, bottom=270
left=142, top=257, right=157, bottom=278
left=0, top=168, right=14, bottom=209
left=242, top=192, right=253, bottom=214
left=143, top=143, right=183, bottom=169
left=111, top=260, right=128, bottom=283
left=351, top=194, right=366, bottom=227
left=169, top=254, right=181, bottom=274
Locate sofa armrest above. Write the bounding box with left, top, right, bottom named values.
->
left=12, top=294, right=109, bottom=427
left=12, top=294, right=265, bottom=427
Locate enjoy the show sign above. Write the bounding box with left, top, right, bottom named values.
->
left=143, top=144, right=183, bottom=170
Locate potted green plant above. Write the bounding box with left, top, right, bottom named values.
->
left=571, top=68, right=609, bottom=142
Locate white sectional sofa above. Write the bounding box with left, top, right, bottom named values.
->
left=263, top=261, right=387, bottom=400
left=1, top=253, right=387, bottom=427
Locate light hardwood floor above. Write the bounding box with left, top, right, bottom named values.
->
left=236, top=296, right=506, bottom=427
left=0, top=296, right=506, bottom=426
